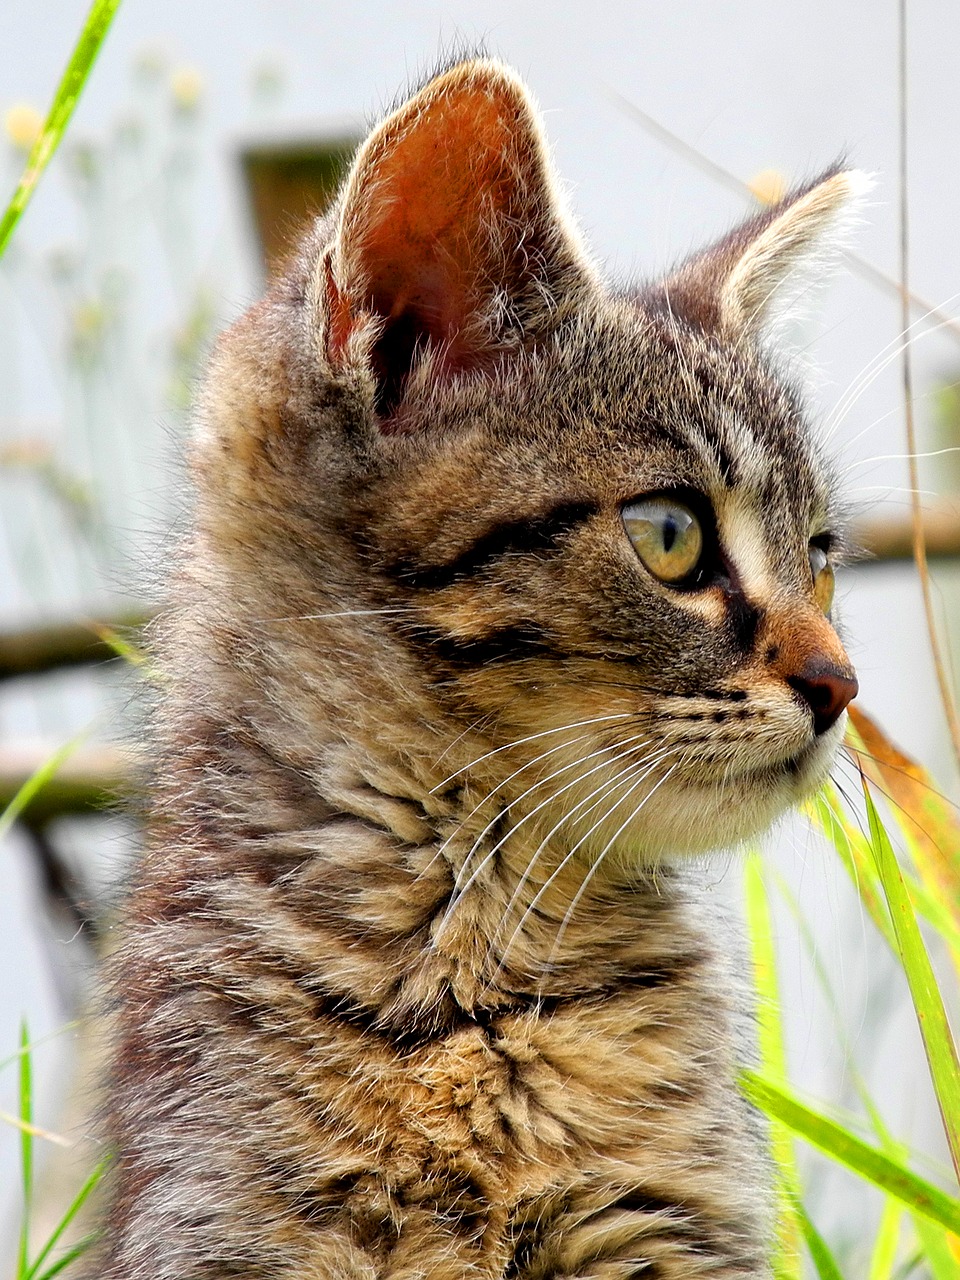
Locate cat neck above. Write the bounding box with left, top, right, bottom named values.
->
left=158, top=686, right=708, bottom=1028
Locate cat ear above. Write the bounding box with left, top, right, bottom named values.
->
left=656, top=167, right=872, bottom=338
left=321, top=59, right=596, bottom=418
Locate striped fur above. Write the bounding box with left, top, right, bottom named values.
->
left=90, top=59, right=861, bottom=1278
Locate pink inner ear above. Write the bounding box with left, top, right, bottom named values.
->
left=332, top=73, right=545, bottom=416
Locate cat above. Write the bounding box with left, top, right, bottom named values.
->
left=90, top=57, right=862, bottom=1279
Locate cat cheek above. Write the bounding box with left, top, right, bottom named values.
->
left=669, top=588, right=727, bottom=627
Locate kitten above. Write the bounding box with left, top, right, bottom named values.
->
left=91, top=58, right=861, bottom=1279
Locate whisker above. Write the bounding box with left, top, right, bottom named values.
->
left=253, top=607, right=414, bottom=624
left=836, top=750, right=959, bottom=865
left=845, top=486, right=937, bottom=498
left=431, top=726, right=617, bottom=869
left=433, top=709, right=503, bottom=767
left=546, top=761, right=681, bottom=968
left=430, top=712, right=633, bottom=793
left=825, top=311, right=960, bottom=442
left=493, top=749, right=676, bottom=981
left=416, top=724, right=621, bottom=887
left=433, top=730, right=653, bottom=942
left=845, top=446, right=960, bottom=470
left=824, top=288, right=960, bottom=436
left=487, top=742, right=673, bottom=968
left=840, top=742, right=960, bottom=812
left=823, top=760, right=881, bottom=864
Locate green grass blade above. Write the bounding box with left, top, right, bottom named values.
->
left=740, top=1070, right=960, bottom=1233
left=91, top=623, right=149, bottom=669
left=775, top=868, right=960, bottom=1275
left=17, top=1022, right=34, bottom=1280
left=32, top=1233, right=99, bottom=1280
left=863, top=783, right=960, bottom=1180
left=778, top=875, right=960, bottom=1280
left=848, top=707, right=960, bottom=966
left=788, top=1193, right=845, bottom=1280
left=904, top=871, right=960, bottom=960
left=811, top=785, right=960, bottom=966
left=912, top=1217, right=960, bottom=1280
left=744, top=855, right=791, bottom=1084
left=868, top=1199, right=902, bottom=1280
left=809, top=788, right=896, bottom=950
left=742, top=854, right=803, bottom=1278
left=0, top=0, right=122, bottom=259
left=26, top=1159, right=107, bottom=1280
left=0, top=729, right=90, bottom=843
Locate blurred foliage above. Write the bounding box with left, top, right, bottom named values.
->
left=0, top=27, right=287, bottom=1271
left=0, top=39, right=284, bottom=617
left=933, top=380, right=960, bottom=495
left=0, top=0, right=121, bottom=258
left=9, top=1022, right=104, bottom=1280
left=739, top=710, right=960, bottom=1278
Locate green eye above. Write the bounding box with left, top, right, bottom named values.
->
left=623, top=497, right=704, bottom=584
left=809, top=543, right=835, bottom=613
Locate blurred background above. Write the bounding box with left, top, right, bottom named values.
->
left=2, top=0, right=959, bottom=1271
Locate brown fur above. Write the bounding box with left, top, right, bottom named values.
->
left=89, top=59, right=862, bottom=1278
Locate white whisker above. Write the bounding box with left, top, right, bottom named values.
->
left=845, top=486, right=936, bottom=498
left=253, top=607, right=412, bottom=624
left=487, top=742, right=673, bottom=967
left=433, top=730, right=653, bottom=942
left=495, top=749, right=676, bottom=980
left=546, top=761, right=681, bottom=966
left=431, top=726, right=614, bottom=870
left=847, top=446, right=960, bottom=468
left=824, top=288, right=960, bottom=435
left=430, top=712, right=632, bottom=793
left=825, top=310, right=960, bottom=442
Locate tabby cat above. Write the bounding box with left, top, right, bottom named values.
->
left=92, top=58, right=862, bottom=1279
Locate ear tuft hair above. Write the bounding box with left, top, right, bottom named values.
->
left=654, top=166, right=873, bottom=339
left=320, top=58, right=597, bottom=423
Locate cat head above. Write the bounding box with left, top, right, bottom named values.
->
left=193, top=59, right=864, bottom=864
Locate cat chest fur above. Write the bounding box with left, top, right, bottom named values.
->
left=112, top=808, right=765, bottom=1276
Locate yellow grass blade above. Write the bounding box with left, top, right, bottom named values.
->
left=862, top=784, right=960, bottom=1182
left=847, top=705, right=960, bottom=975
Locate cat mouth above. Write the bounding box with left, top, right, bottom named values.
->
left=738, top=735, right=833, bottom=788
left=777, top=740, right=818, bottom=774
left=687, top=732, right=831, bottom=790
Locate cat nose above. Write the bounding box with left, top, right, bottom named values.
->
left=787, top=661, right=859, bottom=735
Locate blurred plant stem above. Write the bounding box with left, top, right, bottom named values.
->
left=0, top=0, right=122, bottom=259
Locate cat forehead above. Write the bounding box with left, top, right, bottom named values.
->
left=406, top=304, right=829, bottom=514
left=380, top=347, right=831, bottom=601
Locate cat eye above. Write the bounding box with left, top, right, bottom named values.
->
left=809, top=542, right=835, bottom=613
left=623, top=497, right=704, bottom=585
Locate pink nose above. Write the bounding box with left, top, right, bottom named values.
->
left=787, top=661, right=859, bottom=735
